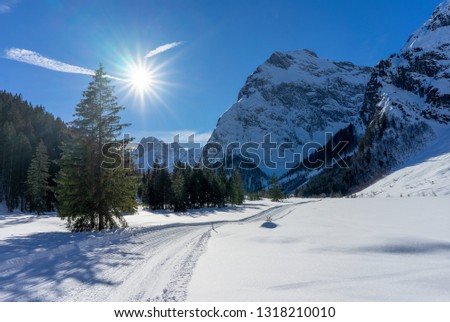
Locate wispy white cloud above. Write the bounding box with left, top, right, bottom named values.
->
left=3, top=41, right=182, bottom=79
left=3, top=48, right=122, bottom=80
left=4, top=48, right=94, bottom=75
left=144, top=41, right=183, bottom=59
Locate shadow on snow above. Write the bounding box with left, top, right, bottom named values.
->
left=0, top=231, right=142, bottom=301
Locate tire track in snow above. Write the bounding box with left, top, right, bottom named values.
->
left=59, top=226, right=211, bottom=301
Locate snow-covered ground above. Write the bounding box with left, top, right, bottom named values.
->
left=188, top=198, right=450, bottom=301
left=126, top=201, right=281, bottom=227
left=0, top=200, right=282, bottom=301
left=2, top=197, right=450, bottom=301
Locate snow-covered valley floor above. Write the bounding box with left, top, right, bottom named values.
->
left=0, top=200, right=283, bottom=301
left=189, top=197, right=450, bottom=301
left=1, top=197, right=450, bottom=301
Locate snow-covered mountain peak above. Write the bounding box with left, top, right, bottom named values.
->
left=238, top=49, right=370, bottom=101
left=139, top=136, right=163, bottom=145
left=133, top=136, right=200, bottom=172
left=428, top=0, right=450, bottom=30
left=210, top=50, right=371, bottom=180
left=352, top=0, right=450, bottom=186
left=360, top=0, right=450, bottom=125
left=403, top=1, right=450, bottom=55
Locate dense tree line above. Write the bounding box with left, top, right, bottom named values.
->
left=141, top=163, right=245, bottom=211
left=0, top=91, right=67, bottom=211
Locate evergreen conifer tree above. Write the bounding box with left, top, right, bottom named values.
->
left=171, top=163, right=188, bottom=212
left=154, top=164, right=171, bottom=210
left=26, top=141, right=51, bottom=214
left=57, top=66, right=137, bottom=231
left=268, top=174, right=284, bottom=202
left=142, top=168, right=153, bottom=206
left=229, top=170, right=245, bottom=205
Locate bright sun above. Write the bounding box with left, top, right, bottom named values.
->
left=128, top=65, right=153, bottom=93
left=118, top=56, right=168, bottom=107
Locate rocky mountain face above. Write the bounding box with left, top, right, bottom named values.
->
left=207, top=0, right=450, bottom=194
left=208, top=50, right=372, bottom=183
left=358, top=0, right=450, bottom=169
left=299, top=0, right=450, bottom=196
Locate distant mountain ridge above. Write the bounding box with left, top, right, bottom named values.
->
left=133, top=136, right=201, bottom=172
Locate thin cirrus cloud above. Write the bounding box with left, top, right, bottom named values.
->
left=144, top=41, right=183, bottom=59
left=3, top=42, right=183, bottom=79
left=3, top=48, right=122, bottom=80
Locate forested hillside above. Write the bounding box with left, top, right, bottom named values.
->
left=0, top=91, right=67, bottom=211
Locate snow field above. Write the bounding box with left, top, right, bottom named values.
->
left=188, top=198, right=450, bottom=301
left=0, top=200, right=283, bottom=301
left=2, top=197, right=450, bottom=301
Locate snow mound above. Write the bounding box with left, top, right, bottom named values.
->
left=260, top=221, right=278, bottom=229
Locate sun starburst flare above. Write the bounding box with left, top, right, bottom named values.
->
left=128, top=63, right=154, bottom=95
left=117, top=57, right=170, bottom=108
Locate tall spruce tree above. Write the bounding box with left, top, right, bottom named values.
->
left=171, top=163, right=188, bottom=212
left=229, top=171, right=245, bottom=205
left=26, top=141, right=51, bottom=214
left=57, top=66, right=137, bottom=231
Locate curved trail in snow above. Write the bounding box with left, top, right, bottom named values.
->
left=0, top=201, right=314, bottom=301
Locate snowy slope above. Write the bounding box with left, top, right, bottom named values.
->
left=358, top=152, right=450, bottom=197
left=188, top=198, right=450, bottom=301
left=209, top=50, right=371, bottom=177
left=358, top=125, right=450, bottom=197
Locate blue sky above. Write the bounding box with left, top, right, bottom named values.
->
left=0, top=0, right=443, bottom=144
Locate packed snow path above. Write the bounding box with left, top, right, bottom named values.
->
left=0, top=201, right=306, bottom=301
